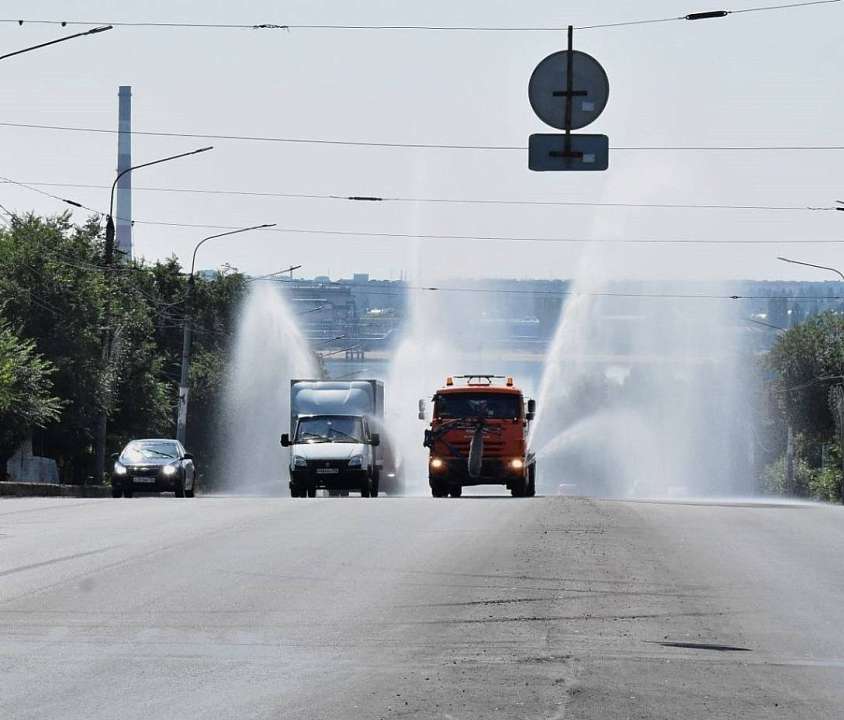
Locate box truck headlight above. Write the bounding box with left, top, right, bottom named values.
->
left=292, top=455, right=307, bottom=468
left=348, top=455, right=363, bottom=467
left=430, top=457, right=444, bottom=470
left=113, top=463, right=127, bottom=476
left=510, top=458, right=525, bottom=470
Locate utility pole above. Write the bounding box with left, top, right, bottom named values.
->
left=94, top=145, right=213, bottom=483
left=176, top=224, right=276, bottom=446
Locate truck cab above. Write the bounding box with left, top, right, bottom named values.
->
left=422, top=375, right=536, bottom=498
left=282, top=414, right=380, bottom=497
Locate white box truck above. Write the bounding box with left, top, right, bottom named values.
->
left=281, top=380, right=398, bottom=497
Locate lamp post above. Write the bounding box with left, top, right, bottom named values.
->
left=176, top=224, right=276, bottom=445
left=0, top=25, right=112, bottom=62
left=776, top=256, right=844, bottom=281
left=94, top=146, right=214, bottom=483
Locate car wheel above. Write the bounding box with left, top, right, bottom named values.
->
left=123, top=486, right=134, bottom=498
left=450, top=485, right=462, bottom=498
left=111, top=484, right=123, bottom=498
left=175, top=477, right=186, bottom=498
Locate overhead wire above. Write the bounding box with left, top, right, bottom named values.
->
left=3, top=174, right=841, bottom=246
left=2, top=180, right=837, bottom=213
left=0, top=121, right=840, bottom=153
left=0, top=1, right=838, bottom=32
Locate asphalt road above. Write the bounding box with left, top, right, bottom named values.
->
left=1, top=494, right=843, bottom=719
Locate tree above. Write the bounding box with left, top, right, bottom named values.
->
left=0, top=320, right=61, bottom=465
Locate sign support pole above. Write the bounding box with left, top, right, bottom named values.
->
left=564, top=25, right=574, bottom=163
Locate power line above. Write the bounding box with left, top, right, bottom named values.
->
left=3, top=180, right=836, bottom=213
left=126, top=220, right=844, bottom=246
left=0, top=120, right=840, bottom=153
left=3, top=175, right=842, bottom=246
left=1, top=2, right=838, bottom=32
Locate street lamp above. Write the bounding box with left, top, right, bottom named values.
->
left=176, top=224, right=277, bottom=444
left=777, top=256, right=844, bottom=281
left=95, top=146, right=214, bottom=483
left=104, top=146, right=214, bottom=264
left=0, top=25, right=112, bottom=62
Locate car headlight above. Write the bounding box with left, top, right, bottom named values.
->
left=348, top=455, right=363, bottom=467
left=162, top=463, right=178, bottom=476
left=510, top=458, right=525, bottom=470
left=292, top=455, right=307, bottom=468
left=113, top=463, right=127, bottom=476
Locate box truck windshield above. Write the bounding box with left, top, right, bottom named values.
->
left=295, top=416, right=364, bottom=444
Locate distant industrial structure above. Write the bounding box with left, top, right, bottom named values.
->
left=115, top=86, right=132, bottom=260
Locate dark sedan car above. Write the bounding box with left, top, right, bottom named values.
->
left=111, top=439, right=197, bottom=498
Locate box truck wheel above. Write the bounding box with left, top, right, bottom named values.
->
left=369, top=470, right=380, bottom=498
left=449, top=485, right=462, bottom=498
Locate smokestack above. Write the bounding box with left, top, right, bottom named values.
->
left=116, top=86, right=132, bottom=260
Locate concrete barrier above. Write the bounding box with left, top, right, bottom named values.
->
left=0, top=482, right=111, bottom=498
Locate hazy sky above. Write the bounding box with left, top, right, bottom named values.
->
left=0, top=0, right=841, bottom=282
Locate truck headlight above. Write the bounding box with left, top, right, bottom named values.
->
left=162, top=463, right=178, bottom=476
left=430, top=457, right=444, bottom=469
left=113, top=463, right=127, bottom=476
left=510, top=458, right=524, bottom=470
left=348, top=455, right=363, bottom=467
left=292, top=455, right=307, bottom=468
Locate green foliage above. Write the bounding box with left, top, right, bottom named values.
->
left=767, top=312, right=844, bottom=442
left=0, top=320, right=61, bottom=461
left=0, top=212, right=246, bottom=481
left=809, top=466, right=842, bottom=503
left=759, top=454, right=813, bottom=497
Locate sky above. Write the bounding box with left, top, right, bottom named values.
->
left=0, top=0, right=841, bottom=282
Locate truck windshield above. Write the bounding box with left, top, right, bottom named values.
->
left=434, top=393, right=521, bottom=420
left=295, top=416, right=364, bottom=443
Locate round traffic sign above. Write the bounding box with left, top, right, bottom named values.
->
left=528, top=50, right=609, bottom=130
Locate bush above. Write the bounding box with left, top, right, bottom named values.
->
left=809, top=466, right=842, bottom=503
left=759, top=455, right=813, bottom=496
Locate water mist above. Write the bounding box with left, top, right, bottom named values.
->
left=217, top=282, right=316, bottom=493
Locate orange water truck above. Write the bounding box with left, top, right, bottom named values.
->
left=420, top=375, right=536, bottom=498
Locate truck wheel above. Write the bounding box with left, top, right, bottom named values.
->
left=449, top=486, right=462, bottom=498
left=527, top=464, right=536, bottom=497
left=510, top=478, right=527, bottom=497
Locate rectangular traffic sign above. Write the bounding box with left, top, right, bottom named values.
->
left=528, top=133, right=609, bottom=171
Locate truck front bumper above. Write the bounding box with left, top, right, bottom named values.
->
left=290, top=467, right=369, bottom=490
left=429, top=458, right=525, bottom=486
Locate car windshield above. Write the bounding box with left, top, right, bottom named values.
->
left=295, top=416, right=364, bottom=443
left=434, top=393, right=521, bottom=420
left=120, top=441, right=179, bottom=462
